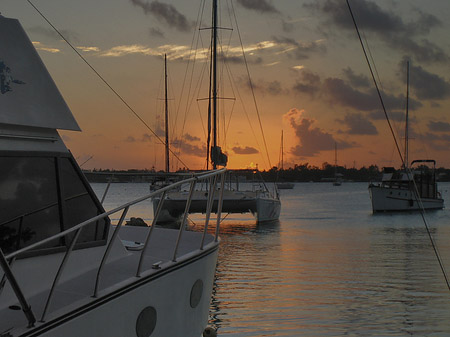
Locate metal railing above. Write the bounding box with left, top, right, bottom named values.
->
left=0, top=168, right=226, bottom=328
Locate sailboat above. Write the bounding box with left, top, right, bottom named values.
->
left=149, top=54, right=181, bottom=191
left=276, top=131, right=294, bottom=189
left=0, top=14, right=224, bottom=336
left=333, top=142, right=342, bottom=186
left=368, top=62, right=444, bottom=212
left=153, top=0, right=280, bottom=223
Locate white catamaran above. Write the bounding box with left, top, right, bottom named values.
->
left=153, top=0, right=280, bottom=224
left=0, top=14, right=225, bottom=337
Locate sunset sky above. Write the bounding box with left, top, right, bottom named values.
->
left=3, top=0, right=450, bottom=171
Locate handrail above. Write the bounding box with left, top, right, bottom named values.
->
left=0, top=168, right=226, bottom=328
left=5, top=168, right=226, bottom=260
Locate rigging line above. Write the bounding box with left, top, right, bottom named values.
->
left=178, top=10, right=212, bottom=168
left=172, top=1, right=206, bottom=171
left=361, top=25, right=404, bottom=149
left=225, top=58, right=267, bottom=168
left=174, top=0, right=205, bottom=146
left=27, top=0, right=190, bottom=170
left=346, top=0, right=404, bottom=168
left=230, top=0, right=272, bottom=169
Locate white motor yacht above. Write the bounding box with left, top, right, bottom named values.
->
left=0, top=14, right=225, bottom=337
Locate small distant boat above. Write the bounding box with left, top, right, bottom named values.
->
left=0, top=14, right=223, bottom=337
left=333, top=142, right=342, bottom=186
left=276, top=182, right=295, bottom=189
left=276, top=131, right=294, bottom=190
left=368, top=62, right=443, bottom=212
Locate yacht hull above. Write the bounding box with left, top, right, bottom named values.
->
left=12, top=245, right=218, bottom=337
left=369, top=184, right=444, bottom=212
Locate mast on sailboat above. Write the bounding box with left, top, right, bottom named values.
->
left=209, top=0, right=227, bottom=170
left=281, top=130, right=284, bottom=170
left=404, top=60, right=409, bottom=170
left=164, top=53, right=170, bottom=173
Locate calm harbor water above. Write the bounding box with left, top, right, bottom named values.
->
left=91, top=182, right=450, bottom=336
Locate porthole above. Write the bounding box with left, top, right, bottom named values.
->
left=136, top=306, right=157, bottom=337
left=190, top=279, right=204, bottom=308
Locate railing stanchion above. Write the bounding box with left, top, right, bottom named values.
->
left=100, top=174, right=114, bottom=204
left=172, top=179, right=197, bottom=262
left=136, top=191, right=167, bottom=277
left=93, top=206, right=129, bottom=298
left=215, top=172, right=225, bottom=241
left=0, top=256, right=15, bottom=298
left=41, top=228, right=82, bottom=322
left=0, top=249, right=36, bottom=328
left=200, top=175, right=217, bottom=250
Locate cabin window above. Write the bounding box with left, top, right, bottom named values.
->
left=0, top=153, right=108, bottom=255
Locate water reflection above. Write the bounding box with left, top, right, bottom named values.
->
left=91, top=182, right=450, bottom=336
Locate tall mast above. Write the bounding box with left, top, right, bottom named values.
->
left=164, top=53, right=170, bottom=173
left=404, top=60, right=409, bottom=169
left=212, top=0, right=218, bottom=169
left=281, top=130, right=284, bottom=170
left=334, top=142, right=337, bottom=174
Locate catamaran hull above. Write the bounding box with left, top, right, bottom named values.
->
left=369, top=185, right=444, bottom=212
left=154, top=191, right=281, bottom=223
left=254, top=197, right=281, bottom=222
left=15, top=248, right=218, bottom=337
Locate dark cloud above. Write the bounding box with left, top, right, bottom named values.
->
left=336, top=113, right=378, bottom=135
left=236, top=0, right=280, bottom=14
left=284, top=108, right=355, bottom=157
left=342, top=67, right=370, bottom=88
left=368, top=110, right=406, bottom=123
left=184, top=133, right=200, bottom=142
left=142, top=133, right=153, bottom=142
left=220, top=54, right=263, bottom=65
left=154, top=125, right=165, bottom=137
left=28, top=26, right=78, bottom=43
left=232, top=146, right=259, bottom=155
left=416, top=132, right=450, bottom=152
left=428, top=121, right=450, bottom=132
left=125, top=134, right=154, bottom=143
left=266, top=81, right=287, bottom=95
left=323, top=77, right=420, bottom=112
left=292, top=69, right=321, bottom=97
left=281, top=18, right=294, bottom=33
left=251, top=79, right=289, bottom=96
left=272, top=36, right=326, bottom=60
left=125, top=136, right=136, bottom=143
left=408, top=62, right=450, bottom=100
left=237, top=77, right=288, bottom=96
left=306, top=0, right=448, bottom=64
left=130, top=0, right=193, bottom=32
left=149, top=27, right=164, bottom=38
left=169, top=133, right=205, bottom=157
left=388, top=36, right=449, bottom=64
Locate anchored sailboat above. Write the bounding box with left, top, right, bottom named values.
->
left=153, top=0, right=280, bottom=223
left=333, top=142, right=342, bottom=186
left=276, top=130, right=294, bottom=189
